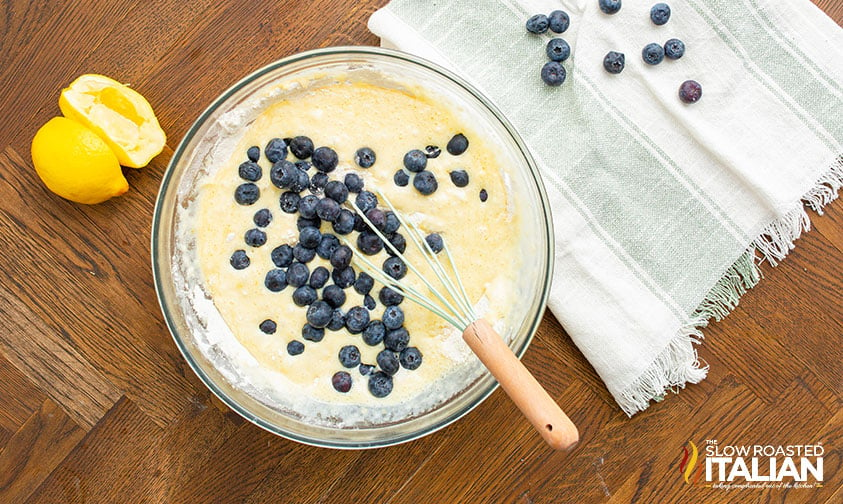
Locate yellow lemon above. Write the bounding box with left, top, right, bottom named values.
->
left=31, top=117, right=128, bottom=204
left=59, top=74, right=166, bottom=168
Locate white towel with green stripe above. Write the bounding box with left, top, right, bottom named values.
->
left=368, top=0, right=843, bottom=415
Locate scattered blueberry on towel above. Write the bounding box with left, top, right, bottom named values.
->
left=679, top=80, right=703, bottom=103
left=603, top=51, right=625, bottom=74
left=664, top=38, right=685, bottom=59
left=650, top=3, right=671, bottom=25
left=548, top=10, right=570, bottom=33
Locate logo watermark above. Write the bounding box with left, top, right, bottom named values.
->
left=678, top=439, right=825, bottom=490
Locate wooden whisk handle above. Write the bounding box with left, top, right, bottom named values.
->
left=462, top=319, right=579, bottom=451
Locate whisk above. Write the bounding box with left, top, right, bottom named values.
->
left=343, top=190, right=579, bottom=451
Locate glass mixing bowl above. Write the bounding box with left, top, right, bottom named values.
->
left=152, top=46, right=553, bottom=448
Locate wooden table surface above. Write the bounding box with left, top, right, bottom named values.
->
left=1, top=1, right=841, bottom=503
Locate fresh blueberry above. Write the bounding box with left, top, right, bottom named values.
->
left=541, top=61, right=567, bottom=86
left=306, top=300, right=333, bottom=328
left=603, top=51, right=625, bottom=74
left=244, top=228, right=267, bottom=247
left=330, top=245, right=353, bottom=269
left=287, top=340, right=305, bottom=356
left=383, top=256, right=407, bottom=280
left=299, top=226, right=322, bottom=249
left=403, top=149, right=427, bottom=173
left=339, top=346, right=361, bottom=368
left=365, top=208, right=387, bottom=231
left=650, top=3, right=671, bottom=25
left=377, top=350, right=400, bottom=375
left=379, top=287, right=404, bottom=306
left=312, top=146, right=338, bottom=172
left=449, top=170, right=469, bottom=187
left=548, top=10, right=570, bottom=33
left=324, top=180, right=349, bottom=204
left=246, top=146, right=260, bottom=162
left=332, top=209, right=355, bottom=235
left=230, top=250, right=250, bottom=270
left=316, top=197, right=341, bottom=222
left=393, top=169, right=410, bottom=187
left=382, top=305, right=404, bottom=330
left=235, top=183, right=260, bottom=205
left=292, top=285, right=317, bottom=306
left=297, top=194, right=319, bottom=219
left=287, top=262, right=309, bottom=288
left=295, top=160, right=312, bottom=172
left=259, top=319, right=277, bottom=334
left=359, top=363, right=375, bottom=376
left=293, top=243, right=316, bottom=263
left=425, top=233, right=444, bottom=253
left=332, top=266, right=356, bottom=288
left=363, top=294, right=376, bottom=310
left=355, top=191, right=378, bottom=213
left=264, top=269, right=287, bottom=292
left=357, top=231, right=383, bottom=255
left=599, top=0, right=622, bottom=15
left=309, top=266, right=330, bottom=289
left=384, top=327, right=410, bottom=352
left=446, top=133, right=469, bottom=155
left=344, top=173, right=364, bottom=193
left=316, top=234, right=340, bottom=260
left=238, top=161, right=262, bottom=182
left=345, top=306, right=370, bottom=334
left=546, top=38, right=571, bottom=62
left=642, top=42, right=665, bottom=65
left=354, top=147, right=376, bottom=168
left=253, top=208, right=272, bottom=228
left=310, top=172, right=329, bottom=192
left=664, top=38, right=685, bottom=59
left=332, top=371, right=352, bottom=393
left=279, top=191, right=300, bottom=214
left=323, top=285, right=347, bottom=309
left=271, top=244, right=294, bottom=268
left=383, top=212, right=400, bottom=234
left=291, top=169, right=310, bottom=193
left=385, top=233, right=407, bottom=257
left=413, top=171, right=438, bottom=195
left=679, top=80, right=702, bottom=103
left=327, top=309, right=346, bottom=331
left=399, top=347, right=423, bottom=370
left=289, top=136, right=314, bottom=159
left=354, top=272, right=374, bottom=295
left=353, top=214, right=368, bottom=233
left=368, top=371, right=393, bottom=398
left=302, top=324, right=324, bottom=342
left=525, top=14, right=549, bottom=34
left=264, top=138, right=287, bottom=163
left=270, top=160, right=297, bottom=189
left=479, top=189, right=488, bottom=202
left=424, top=145, right=441, bottom=158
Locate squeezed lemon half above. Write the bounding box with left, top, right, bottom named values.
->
left=59, top=74, right=166, bottom=168
left=31, top=117, right=128, bottom=204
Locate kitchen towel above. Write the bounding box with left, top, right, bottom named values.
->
left=368, top=0, right=843, bottom=415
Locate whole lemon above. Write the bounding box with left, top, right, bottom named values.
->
left=31, top=117, right=128, bottom=204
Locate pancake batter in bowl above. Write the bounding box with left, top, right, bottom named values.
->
left=186, top=71, right=527, bottom=426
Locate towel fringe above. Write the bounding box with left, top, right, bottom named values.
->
left=617, top=154, right=843, bottom=417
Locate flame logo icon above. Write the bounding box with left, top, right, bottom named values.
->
left=679, top=440, right=704, bottom=485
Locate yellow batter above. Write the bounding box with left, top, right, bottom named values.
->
left=193, top=78, right=523, bottom=414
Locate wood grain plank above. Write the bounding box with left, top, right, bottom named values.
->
left=0, top=147, right=199, bottom=427
left=0, top=356, right=46, bottom=432
left=813, top=196, right=843, bottom=255
left=0, top=399, right=85, bottom=504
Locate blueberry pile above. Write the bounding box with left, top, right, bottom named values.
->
left=525, top=10, right=572, bottom=87
left=228, top=136, right=439, bottom=398
left=593, top=2, right=702, bottom=103
left=393, top=133, right=484, bottom=201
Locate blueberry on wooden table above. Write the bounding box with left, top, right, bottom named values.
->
left=546, top=38, right=571, bottom=62
left=599, top=0, right=622, bottom=15
left=446, top=133, right=469, bottom=155
left=525, top=14, right=549, bottom=34
left=332, top=371, right=352, bottom=393
left=541, top=61, right=566, bottom=86
left=235, top=183, right=260, bottom=205
left=548, top=10, right=570, bottom=33
left=650, top=3, right=671, bottom=25
left=603, top=51, right=625, bottom=74
left=664, top=38, right=685, bottom=59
